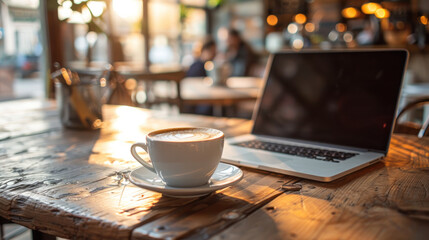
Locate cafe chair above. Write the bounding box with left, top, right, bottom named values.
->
left=118, top=70, right=186, bottom=112
left=105, top=69, right=135, bottom=106
left=394, top=97, right=429, bottom=138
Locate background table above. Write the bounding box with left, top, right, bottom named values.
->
left=0, top=99, right=428, bottom=239
left=147, top=77, right=261, bottom=117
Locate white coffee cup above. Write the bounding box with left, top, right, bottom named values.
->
left=130, top=127, right=224, bottom=188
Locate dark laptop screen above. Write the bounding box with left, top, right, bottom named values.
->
left=253, top=50, right=408, bottom=153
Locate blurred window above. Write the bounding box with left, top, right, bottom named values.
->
left=61, top=0, right=207, bottom=70
left=149, top=0, right=207, bottom=67
left=181, top=0, right=206, bottom=7
left=181, top=7, right=207, bottom=66
left=149, top=0, right=180, bottom=65
left=0, top=0, right=43, bottom=100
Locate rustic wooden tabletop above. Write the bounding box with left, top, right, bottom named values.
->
left=0, top=99, right=428, bottom=239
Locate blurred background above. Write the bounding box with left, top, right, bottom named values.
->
left=1, top=1, right=429, bottom=238
left=0, top=0, right=428, bottom=101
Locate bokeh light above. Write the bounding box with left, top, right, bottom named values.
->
left=267, top=15, right=278, bottom=26
left=204, top=61, right=214, bottom=71
left=125, top=78, right=137, bottom=90
left=87, top=1, right=106, bottom=17
left=375, top=8, right=390, bottom=19
left=62, top=0, right=72, bottom=8
left=292, top=39, right=304, bottom=49
left=58, top=6, right=72, bottom=20
left=361, top=2, right=381, bottom=14
left=287, top=23, right=299, bottom=34
left=305, top=23, right=315, bottom=32
left=328, top=31, right=339, bottom=41
left=81, top=6, right=92, bottom=23
left=342, top=7, right=359, bottom=19
left=343, top=32, right=353, bottom=43
left=217, top=27, right=228, bottom=41
left=294, top=14, right=307, bottom=24
left=335, top=23, right=347, bottom=33
left=112, top=0, right=142, bottom=21
left=420, top=16, right=428, bottom=25
left=86, top=31, right=98, bottom=46
left=68, top=11, right=85, bottom=24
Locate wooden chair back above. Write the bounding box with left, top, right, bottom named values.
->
left=119, top=70, right=186, bottom=112
left=394, top=97, right=429, bottom=138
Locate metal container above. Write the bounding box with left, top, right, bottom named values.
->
left=55, top=81, right=104, bottom=130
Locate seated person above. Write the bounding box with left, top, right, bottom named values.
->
left=225, top=29, right=257, bottom=77
left=184, top=37, right=217, bottom=115
left=187, top=37, right=217, bottom=77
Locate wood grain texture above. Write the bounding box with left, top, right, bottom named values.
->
left=0, top=100, right=263, bottom=239
left=1, top=99, right=428, bottom=240
left=212, top=135, right=429, bottom=240
left=131, top=170, right=297, bottom=240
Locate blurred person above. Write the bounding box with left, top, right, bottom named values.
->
left=224, top=29, right=257, bottom=77
left=183, top=37, right=217, bottom=115
left=186, top=37, right=217, bottom=77
left=356, top=21, right=376, bottom=45
left=357, top=16, right=385, bottom=45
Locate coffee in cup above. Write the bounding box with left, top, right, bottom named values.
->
left=130, top=127, right=224, bottom=188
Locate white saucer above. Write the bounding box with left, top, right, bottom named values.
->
left=129, top=162, right=243, bottom=198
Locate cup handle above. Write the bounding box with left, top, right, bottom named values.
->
left=131, top=143, right=156, bottom=173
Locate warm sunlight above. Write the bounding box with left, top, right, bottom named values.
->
left=112, top=106, right=150, bottom=139
left=87, top=1, right=106, bottom=17
left=88, top=106, right=151, bottom=168
left=112, top=0, right=142, bottom=21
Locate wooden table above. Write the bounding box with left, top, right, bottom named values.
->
left=146, top=77, right=260, bottom=117
left=59, top=67, right=259, bottom=117
left=1, top=99, right=428, bottom=239
left=180, top=77, right=261, bottom=105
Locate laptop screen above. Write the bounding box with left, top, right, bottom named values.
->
left=253, top=50, right=408, bottom=153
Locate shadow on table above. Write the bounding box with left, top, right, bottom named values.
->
left=132, top=191, right=281, bottom=239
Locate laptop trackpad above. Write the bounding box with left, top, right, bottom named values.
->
left=236, top=152, right=292, bottom=167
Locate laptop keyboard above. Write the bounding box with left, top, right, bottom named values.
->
left=232, top=140, right=358, bottom=163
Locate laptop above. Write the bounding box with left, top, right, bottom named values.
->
left=222, top=49, right=409, bottom=182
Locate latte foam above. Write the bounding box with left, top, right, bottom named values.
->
left=150, top=128, right=222, bottom=142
